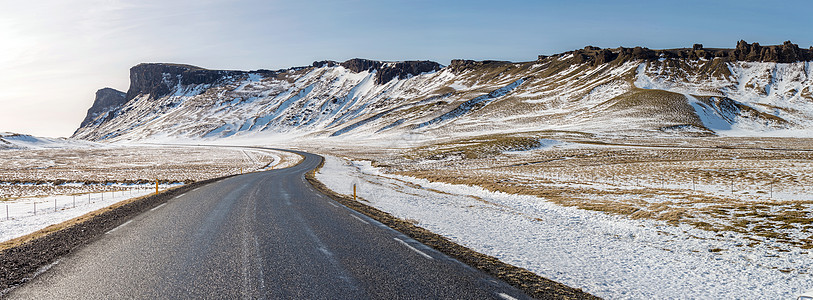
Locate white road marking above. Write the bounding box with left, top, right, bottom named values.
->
left=31, top=259, right=60, bottom=279
left=106, top=220, right=133, bottom=234
left=174, top=194, right=184, bottom=199
left=497, top=293, right=518, bottom=300
left=394, top=238, right=433, bottom=260
left=150, top=203, right=166, bottom=211
left=193, top=187, right=201, bottom=192
left=329, top=202, right=339, bottom=208
left=350, top=214, right=369, bottom=224
left=319, top=247, right=334, bottom=257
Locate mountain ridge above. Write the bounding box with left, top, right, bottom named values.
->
left=73, top=40, right=813, bottom=142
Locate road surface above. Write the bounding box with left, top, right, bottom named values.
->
left=7, top=151, right=530, bottom=299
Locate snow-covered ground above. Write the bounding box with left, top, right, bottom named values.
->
left=0, top=132, right=99, bottom=150
left=0, top=145, right=301, bottom=243
left=0, top=185, right=178, bottom=242
left=316, top=155, right=813, bottom=299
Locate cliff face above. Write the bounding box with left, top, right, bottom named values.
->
left=544, top=40, right=813, bottom=66
left=125, top=63, right=246, bottom=101
left=77, top=88, right=127, bottom=129
left=324, top=58, right=442, bottom=84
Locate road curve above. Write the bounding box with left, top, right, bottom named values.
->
left=7, top=151, right=531, bottom=299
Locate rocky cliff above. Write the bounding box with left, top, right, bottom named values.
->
left=125, top=63, right=248, bottom=101
left=77, top=88, right=127, bottom=129
left=318, top=58, right=442, bottom=84
left=545, top=40, right=813, bottom=66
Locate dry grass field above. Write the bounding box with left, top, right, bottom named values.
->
left=0, top=145, right=301, bottom=199
left=315, top=134, right=813, bottom=252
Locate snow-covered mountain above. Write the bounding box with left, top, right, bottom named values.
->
left=0, top=132, right=95, bottom=150
left=73, top=41, right=813, bottom=142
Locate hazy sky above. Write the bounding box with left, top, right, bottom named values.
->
left=1, top=0, right=810, bottom=137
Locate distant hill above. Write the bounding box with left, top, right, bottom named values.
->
left=0, top=132, right=96, bottom=150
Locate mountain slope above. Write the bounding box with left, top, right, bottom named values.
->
left=0, top=132, right=96, bottom=150
left=77, top=88, right=127, bottom=131
left=73, top=41, right=813, bottom=142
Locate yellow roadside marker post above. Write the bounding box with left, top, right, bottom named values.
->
left=353, top=184, right=357, bottom=201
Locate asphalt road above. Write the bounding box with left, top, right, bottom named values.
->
left=7, top=151, right=531, bottom=299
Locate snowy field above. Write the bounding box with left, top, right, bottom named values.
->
left=0, top=145, right=300, bottom=198
left=0, top=186, right=170, bottom=242
left=0, top=145, right=301, bottom=243
left=370, top=134, right=813, bottom=252
left=316, top=155, right=813, bottom=299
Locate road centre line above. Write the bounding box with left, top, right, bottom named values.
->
left=394, top=238, right=433, bottom=260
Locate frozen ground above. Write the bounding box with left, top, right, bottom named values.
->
left=316, top=155, right=813, bottom=299
left=0, top=145, right=301, bottom=198
left=0, top=145, right=301, bottom=243
left=0, top=186, right=174, bottom=242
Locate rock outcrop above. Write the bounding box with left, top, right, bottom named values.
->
left=339, top=58, right=442, bottom=84
left=544, top=41, right=813, bottom=66
left=448, top=59, right=512, bottom=73
left=125, top=63, right=245, bottom=101
left=78, top=88, right=127, bottom=129
left=733, top=40, right=813, bottom=63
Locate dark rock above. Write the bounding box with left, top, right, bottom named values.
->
left=78, top=88, right=126, bottom=128
left=732, top=40, right=811, bottom=63
left=553, top=40, right=813, bottom=66
left=631, top=46, right=658, bottom=60
left=780, top=40, right=801, bottom=62
left=594, top=49, right=616, bottom=64
left=312, top=60, right=337, bottom=68
left=449, top=59, right=512, bottom=72
left=340, top=58, right=383, bottom=73
left=376, top=61, right=442, bottom=84
left=125, top=63, right=244, bottom=101
left=340, top=58, right=441, bottom=84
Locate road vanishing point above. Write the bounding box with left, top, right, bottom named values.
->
left=7, top=151, right=531, bottom=299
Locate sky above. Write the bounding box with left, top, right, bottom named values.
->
left=0, top=0, right=810, bottom=137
